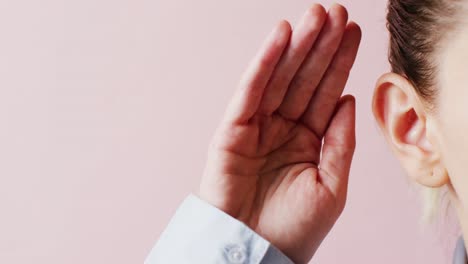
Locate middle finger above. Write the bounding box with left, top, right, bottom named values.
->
left=257, top=4, right=327, bottom=116
left=277, top=3, right=349, bottom=120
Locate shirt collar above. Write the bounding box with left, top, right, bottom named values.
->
left=454, top=236, right=467, bottom=264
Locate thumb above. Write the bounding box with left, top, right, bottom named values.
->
left=319, top=95, right=356, bottom=203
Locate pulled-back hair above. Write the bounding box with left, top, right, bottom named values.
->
left=386, top=0, right=464, bottom=109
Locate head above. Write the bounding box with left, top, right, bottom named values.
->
left=372, top=0, right=468, bottom=241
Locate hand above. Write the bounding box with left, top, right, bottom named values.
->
left=199, top=3, right=361, bottom=263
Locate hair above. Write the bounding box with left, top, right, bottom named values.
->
left=386, top=0, right=465, bottom=110
left=386, top=0, right=466, bottom=221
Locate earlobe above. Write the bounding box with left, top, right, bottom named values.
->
left=372, top=73, right=449, bottom=188
left=416, top=164, right=449, bottom=188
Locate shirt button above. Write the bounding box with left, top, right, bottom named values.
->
left=227, top=244, right=247, bottom=263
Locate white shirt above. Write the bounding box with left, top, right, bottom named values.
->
left=144, top=194, right=294, bottom=264
left=454, top=236, right=467, bottom=264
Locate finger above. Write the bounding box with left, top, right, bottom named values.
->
left=319, top=95, right=356, bottom=199
left=223, top=20, right=292, bottom=125
left=257, top=4, right=328, bottom=116
left=277, top=3, right=349, bottom=120
left=300, top=22, right=362, bottom=137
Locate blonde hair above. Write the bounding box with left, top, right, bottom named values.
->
left=420, top=184, right=452, bottom=225
left=421, top=187, right=441, bottom=223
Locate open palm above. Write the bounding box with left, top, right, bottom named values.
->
left=199, top=4, right=361, bottom=264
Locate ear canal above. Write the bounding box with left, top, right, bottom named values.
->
left=401, top=109, right=432, bottom=153
left=403, top=109, right=419, bottom=145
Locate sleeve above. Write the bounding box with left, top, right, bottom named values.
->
left=144, top=193, right=295, bottom=264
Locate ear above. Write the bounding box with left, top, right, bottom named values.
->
left=372, top=72, right=449, bottom=188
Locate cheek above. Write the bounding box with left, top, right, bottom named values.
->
left=437, top=29, right=468, bottom=209
left=437, top=81, right=468, bottom=209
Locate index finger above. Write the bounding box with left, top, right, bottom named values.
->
left=223, top=20, right=292, bottom=125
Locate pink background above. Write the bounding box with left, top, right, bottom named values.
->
left=0, top=0, right=459, bottom=263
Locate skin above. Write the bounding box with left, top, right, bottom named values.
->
left=198, top=3, right=362, bottom=264
left=372, top=19, right=468, bottom=253
left=193, top=1, right=468, bottom=262
left=438, top=23, right=468, bottom=248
